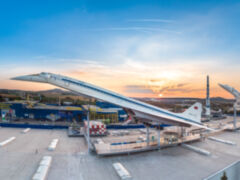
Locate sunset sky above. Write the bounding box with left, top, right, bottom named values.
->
left=0, top=0, right=240, bottom=98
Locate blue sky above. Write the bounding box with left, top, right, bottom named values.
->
left=0, top=0, right=240, bottom=97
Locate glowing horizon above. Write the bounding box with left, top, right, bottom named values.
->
left=2, top=64, right=237, bottom=99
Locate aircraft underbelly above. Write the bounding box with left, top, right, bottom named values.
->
left=132, top=110, right=191, bottom=127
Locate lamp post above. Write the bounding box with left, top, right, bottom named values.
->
left=87, top=104, right=90, bottom=154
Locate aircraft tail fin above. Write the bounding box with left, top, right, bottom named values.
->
left=181, top=102, right=202, bottom=123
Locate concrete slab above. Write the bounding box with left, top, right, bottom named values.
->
left=0, top=126, right=240, bottom=180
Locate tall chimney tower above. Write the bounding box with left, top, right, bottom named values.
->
left=205, top=75, right=211, bottom=117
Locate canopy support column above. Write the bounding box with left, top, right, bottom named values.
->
left=233, top=103, right=237, bottom=130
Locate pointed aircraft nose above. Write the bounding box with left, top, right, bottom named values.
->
left=218, top=83, right=224, bottom=88
left=218, top=83, right=229, bottom=91
left=11, top=74, right=47, bottom=83
left=11, top=75, right=31, bottom=81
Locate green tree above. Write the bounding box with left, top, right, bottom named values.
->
left=221, top=172, right=228, bottom=180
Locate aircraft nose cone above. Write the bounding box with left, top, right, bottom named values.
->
left=218, top=83, right=225, bottom=88
left=11, top=74, right=47, bottom=83
left=11, top=75, right=32, bottom=81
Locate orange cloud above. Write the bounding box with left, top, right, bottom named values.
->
left=0, top=59, right=239, bottom=99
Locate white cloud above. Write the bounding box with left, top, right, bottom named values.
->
left=127, top=19, right=175, bottom=23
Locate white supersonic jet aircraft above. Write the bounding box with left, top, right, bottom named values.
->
left=12, top=72, right=208, bottom=129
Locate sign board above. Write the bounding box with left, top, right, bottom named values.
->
left=0, top=103, right=10, bottom=110
left=1, top=111, right=6, bottom=121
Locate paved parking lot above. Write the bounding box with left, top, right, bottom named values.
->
left=0, top=127, right=240, bottom=180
